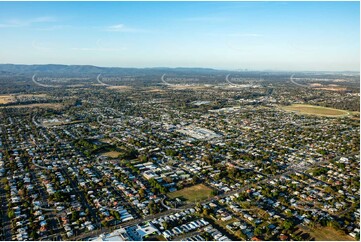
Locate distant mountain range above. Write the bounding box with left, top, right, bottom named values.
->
left=0, top=64, right=230, bottom=76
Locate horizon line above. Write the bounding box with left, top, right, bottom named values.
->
left=0, top=63, right=359, bottom=73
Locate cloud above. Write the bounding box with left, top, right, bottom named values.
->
left=33, top=25, right=70, bottom=31
left=0, top=16, right=56, bottom=28
left=182, top=16, right=228, bottom=23
left=105, top=23, right=147, bottom=33
left=106, top=24, right=125, bottom=32
left=31, top=16, right=57, bottom=23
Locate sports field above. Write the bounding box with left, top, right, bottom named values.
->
left=167, top=184, right=213, bottom=201
left=282, top=104, right=349, bottom=117
left=101, top=151, right=122, bottom=158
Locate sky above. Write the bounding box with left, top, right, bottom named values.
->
left=0, top=1, right=359, bottom=71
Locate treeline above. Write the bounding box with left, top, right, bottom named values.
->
left=322, top=99, right=360, bottom=112
left=148, top=178, right=168, bottom=194
left=74, top=139, right=115, bottom=157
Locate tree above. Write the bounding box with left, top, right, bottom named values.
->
left=327, top=220, right=340, bottom=230
left=4, top=184, right=10, bottom=191
left=18, top=189, right=25, bottom=197
left=163, top=221, right=169, bottom=230
left=0, top=178, right=7, bottom=185
left=285, top=210, right=293, bottom=217
left=211, top=190, right=217, bottom=196
left=8, top=210, right=15, bottom=219
left=324, top=186, right=334, bottom=194
left=30, top=231, right=37, bottom=240
left=101, top=221, right=109, bottom=228
left=191, top=175, right=199, bottom=185
left=139, top=188, right=146, bottom=200
left=202, top=208, right=210, bottom=216
left=138, top=155, right=148, bottom=163
left=254, top=227, right=263, bottom=236
left=114, top=212, right=120, bottom=220
left=71, top=211, right=78, bottom=221
left=283, top=220, right=294, bottom=230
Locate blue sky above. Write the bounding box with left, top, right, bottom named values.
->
left=0, top=1, right=359, bottom=71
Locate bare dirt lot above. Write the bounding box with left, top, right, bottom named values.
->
left=0, top=103, right=63, bottom=109
left=0, top=95, right=15, bottom=104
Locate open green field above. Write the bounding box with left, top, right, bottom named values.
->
left=282, top=104, right=349, bottom=117
left=299, top=226, right=355, bottom=241
left=167, top=184, right=213, bottom=201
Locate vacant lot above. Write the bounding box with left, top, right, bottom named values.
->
left=300, top=226, right=355, bottom=241
left=107, top=86, right=132, bottom=91
left=0, top=94, right=49, bottom=104
left=17, top=94, right=47, bottom=98
left=0, top=95, right=15, bottom=104
left=145, top=88, right=165, bottom=93
left=171, top=85, right=209, bottom=90
left=315, top=87, right=347, bottom=91
left=0, top=103, right=63, bottom=109
left=282, top=104, right=349, bottom=117
left=167, top=184, right=213, bottom=201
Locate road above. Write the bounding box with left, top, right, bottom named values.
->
left=289, top=74, right=310, bottom=88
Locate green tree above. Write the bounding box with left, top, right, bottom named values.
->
left=202, top=208, right=210, bottom=216
left=71, top=211, right=78, bottom=221
left=139, top=188, right=146, bottom=200
left=8, top=210, right=15, bottom=219
left=4, top=184, right=10, bottom=191
left=163, top=222, right=169, bottom=230
left=114, top=212, right=120, bottom=220
left=254, top=227, right=263, bottom=236
left=283, top=220, right=294, bottom=230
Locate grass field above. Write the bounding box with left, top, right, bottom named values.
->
left=282, top=104, right=349, bottom=117
left=300, top=226, right=355, bottom=241
left=349, top=112, right=360, bottom=121
left=167, top=184, right=213, bottom=202
left=101, top=151, right=121, bottom=158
